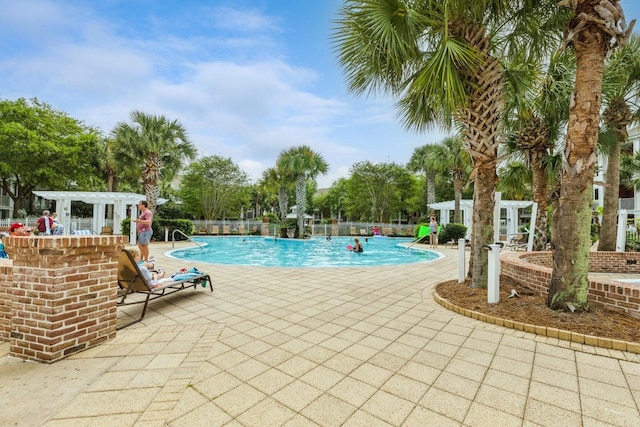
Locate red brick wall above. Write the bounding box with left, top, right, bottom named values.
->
left=0, top=259, right=12, bottom=341
left=3, top=235, right=126, bottom=363
left=501, top=251, right=640, bottom=319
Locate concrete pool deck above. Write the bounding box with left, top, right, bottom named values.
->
left=1, top=241, right=640, bottom=426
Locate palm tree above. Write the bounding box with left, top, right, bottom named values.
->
left=598, top=35, right=640, bottom=251
left=334, top=0, right=562, bottom=287
left=548, top=2, right=635, bottom=311
left=111, top=111, right=197, bottom=211
left=276, top=146, right=329, bottom=238
left=497, top=162, right=533, bottom=201
left=259, top=166, right=290, bottom=223
left=430, top=136, right=472, bottom=224
left=502, top=49, right=574, bottom=251
left=407, top=144, right=438, bottom=216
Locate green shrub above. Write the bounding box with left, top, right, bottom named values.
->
left=438, top=223, right=467, bottom=244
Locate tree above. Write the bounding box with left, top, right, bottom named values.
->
left=598, top=35, right=640, bottom=251
left=430, top=136, right=472, bottom=224
left=259, top=166, right=291, bottom=222
left=502, top=49, right=574, bottom=250
left=179, top=156, right=251, bottom=220
left=347, top=161, right=415, bottom=223
left=111, top=111, right=197, bottom=212
left=497, top=162, right=533, bottom=201
left=276, top=146, right=328, bottom=238
left=407, top=144, right=438, bottom=216
left=548, top=2, right=635, bottom=311
left=0, top=97, right=101, bottom=215
left=334, top=0, right=562, bottom=287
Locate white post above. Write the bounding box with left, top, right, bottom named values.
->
left=527, top=202, right=538, bottom=252
left=487, top=244, right=501, bottom=303
left=458, top=238, right=466, bottom=283
left=493, top=192, right=502, bottom=243
left=616, top=209, right=628, bottom=252
left=130, top=204, right=138, bottom=245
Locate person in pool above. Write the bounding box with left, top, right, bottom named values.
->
left=351, top=237, right=363, bottom=253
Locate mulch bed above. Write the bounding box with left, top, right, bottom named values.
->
left=435, top=276, right=640, bottom=343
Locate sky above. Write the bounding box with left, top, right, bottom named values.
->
left=1, top=1, right=639, bottom=189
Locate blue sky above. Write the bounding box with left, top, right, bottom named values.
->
left=1, top=1, right=638, bottom=188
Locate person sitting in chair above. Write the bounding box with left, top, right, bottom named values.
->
left=129, top=248, right=165, bottom=287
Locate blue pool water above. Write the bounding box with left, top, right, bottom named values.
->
left=168, top=236, right=441, bottom=267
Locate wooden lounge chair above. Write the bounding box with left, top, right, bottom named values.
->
left=238, top=225, right=246, bottom=235
left=222, top=225, right=231, bottom=235
left=350, top=226, right=357, bottom=236
left=210, top=225, right=219, bottom=235
left=197, top=227, right=208, bottom=235
left=116, top=249, right=212, bottom=329
left=360, top=228, right=368, bottom=236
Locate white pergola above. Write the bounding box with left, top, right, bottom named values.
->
left=33, top=191, right=148, bottom=243
left=429, top=198, right=535, bottom=243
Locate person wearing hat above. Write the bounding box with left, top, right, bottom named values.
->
left=9, top=223, right=32, bottom=236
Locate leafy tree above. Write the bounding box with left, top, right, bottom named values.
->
left=347, top=161, right=415, bottom=223
left=334, top=0, right=563, bottom=288
left=598, top=35, right=640, bottom=251
left=111, top=111, right=197, bottom=212
left=0, top=97, right=101, bottom=215
left=548, top=2, right=635, bottom=311
left=179, top=156, right=250, bottom=220
left=277, top=146, right=328, bottom=238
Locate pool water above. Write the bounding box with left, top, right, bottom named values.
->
left=168, top=236, right=441, bottom=267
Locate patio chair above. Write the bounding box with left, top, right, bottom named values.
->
left=238, top=225, right=246, bottom=235
left=360, top=228, right=368, bottom=236
left=210, top=225, right=219, bottom=235
left=116, top=249, right=212, bottom=329
left=350, top=226, right=357, bottom=236
left=222, top=225, right=230, bottom=235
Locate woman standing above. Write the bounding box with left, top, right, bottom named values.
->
left=429, top=216, right=439, bottom=248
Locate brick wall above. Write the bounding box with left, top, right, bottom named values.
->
left=501, top=251, right=640, bottom=319
left=0, top=258, right=12, bottom=341
left=3, top=235, right=126, bottom=363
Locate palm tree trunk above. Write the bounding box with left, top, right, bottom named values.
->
left=531, top=151, right=549, bottom=251
left=296, top=176, right=306, bottom=238
left=598, top=139, right=621, bottom=251
left=469, top=162, right=498, bottom=287
left=548, top=30, right=606, bottom=311
left=453, top=177, right=463, bottom=224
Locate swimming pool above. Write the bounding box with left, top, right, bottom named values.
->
left=168, top=236, right=441, bottom=267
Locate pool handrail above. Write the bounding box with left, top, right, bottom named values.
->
left=172, top=229, right=205, bottom=249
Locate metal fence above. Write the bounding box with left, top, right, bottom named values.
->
left=0, top=217, right=416, bottom=238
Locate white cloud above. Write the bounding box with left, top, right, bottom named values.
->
left=0, top=0, right=442, bottom=190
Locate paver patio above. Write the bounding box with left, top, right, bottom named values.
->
left=1, top=242, right=639, bottom=426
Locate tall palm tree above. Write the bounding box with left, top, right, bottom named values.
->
left=430, top=136, right=472, bottom=224
left=334, top=0, right=562, bottom=287
left=407, top=144, right=439, bottom=216
left=111, top=111, right=196, bottom=212
left=503, top=49, right=574, bottom=251
left=548, top=2, right=635, bottom=311
left=276, top=146, right=329, bottom=238
left=598, top=35, right=640, bottom=251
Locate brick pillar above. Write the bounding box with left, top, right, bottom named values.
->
left=4, top=235, right=127, bottom=363
left=0, top=258, right=12, bottom=341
